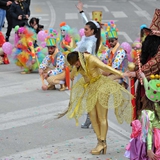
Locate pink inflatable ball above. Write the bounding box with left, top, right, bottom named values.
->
left=120, top=42, right=133, bottom=62
left=2, top=42, right=13, bottom=55
left=37, top=30, right=48, bottom=42
left=79, top=28, right=85, bottom=38
left=120, top=42, right=132, bottom=55
left=40, top=41, right=47, bottom=48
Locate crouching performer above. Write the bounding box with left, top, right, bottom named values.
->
left=39, top=29, right=70, bottom=91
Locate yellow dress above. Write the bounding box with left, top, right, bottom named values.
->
left=68, top=53, right=133, bottom=125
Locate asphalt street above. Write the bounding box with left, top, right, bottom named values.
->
left=0, top=0, right=160, bottom=159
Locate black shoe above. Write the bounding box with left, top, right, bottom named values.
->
left=81, top=114, right=91, bottom=129
left=5, top=36, right=9, bottom=42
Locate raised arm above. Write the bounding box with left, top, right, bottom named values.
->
left=76, top=0, right=89, bottom=24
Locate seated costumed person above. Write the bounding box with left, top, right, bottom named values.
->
left=39, top=29, right=70, bottom=91
left=57, top=51, right=133, bottom=155
left=0, top=32, right=9, bottom=64
left=13, top=26, right=46, bottom=74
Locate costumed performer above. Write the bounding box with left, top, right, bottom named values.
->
left=39, top=29, right=70, bottom=91
left=12, top=26, right=46, bottom=74
left=0, top=31, right=10, bottom=64
left=58, top=51, right=133, bottom=155
left=127, top=9, right=160, bottom=119
left=76, top=0, right=109, bottom=56
left=101, top=21, right=129, bottom=89
left=124, top=72, right=160, bottom=160
left=75, top=1, right=103, bottom=129
left=57, top=22, right=79, bottom=56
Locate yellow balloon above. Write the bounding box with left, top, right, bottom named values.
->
left=155, top=74, right=159, bottom=79
left=150, top=75, right=155, bottom=79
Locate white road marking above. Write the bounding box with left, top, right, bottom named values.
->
left=83, top=4, right=109, bottom=12
left=111, top=11, right=128, bottom=18
left=102, top=19, right=119, bottom=23
left=0, top=100, right=69, bottom=130
left=118, top=31, right=133, bottom=43
left=46, top=1, right=56, bottom=28
left=135, top=10, right=152, bottom=21
left=129, top=1, right=152, bottom=21
left=108, top=120, right=130, bottom=138
left=65, top=13, right=78, bottom=19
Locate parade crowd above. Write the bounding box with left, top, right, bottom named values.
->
left=0, top=0, right=160, bottom=159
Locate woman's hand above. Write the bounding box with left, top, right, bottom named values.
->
left=76, top=0, right=83, bottom=12
left=147, top=150, right=159, bottom=160
left=123, top=71, right=136, bottom=78
left=139, top=71, right=145, bottom=79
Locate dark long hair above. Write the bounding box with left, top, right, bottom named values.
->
left=141, top=95, right=159, bottom=120
left=86, top=21, right=101, bottom=54
left=67, top=51, right=79, bottom=65
left=141, top=35, right=160, bottom=65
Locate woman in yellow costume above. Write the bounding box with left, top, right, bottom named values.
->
left=58, top=51, right=133, bottom=155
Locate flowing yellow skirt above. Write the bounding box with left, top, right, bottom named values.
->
left=67, top=75, right=133, bottom=125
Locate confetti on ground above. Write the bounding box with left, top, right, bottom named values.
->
left=0, top=130, right=129, bottom=160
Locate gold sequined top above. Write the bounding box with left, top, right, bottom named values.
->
left=70, top=53, right=123, bottom=82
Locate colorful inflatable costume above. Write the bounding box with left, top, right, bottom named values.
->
left=125, top=74, right=160, bottom=160
left=0, top=32, right=9, bottom=64
left=13, top=26, right=46, bottom=73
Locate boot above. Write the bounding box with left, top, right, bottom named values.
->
left=81, top=114, right=91, bottom=129
left=91, top=138, right=101, bottom=151
left=59, top=84, right=66, bottom=91
left=91, top=140, right=107, bottom=155
left=47, top=85, right=56, bottom=90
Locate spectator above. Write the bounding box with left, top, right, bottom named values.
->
left=5, top=0, right=14, bottom=42
left=0, top=0, right=12, bottom=31
left=9, top=0, right=30, bottom=28
left=29, top=17, right=44, bottom=34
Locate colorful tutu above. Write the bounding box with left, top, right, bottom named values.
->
left=124, top=120, right=160, bottom=160
left=12, top=47, right=47, bottom=71
left=67, top=75, right=133, bottom=124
